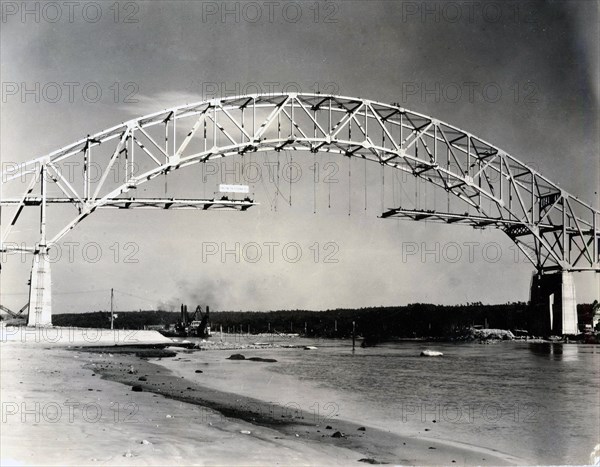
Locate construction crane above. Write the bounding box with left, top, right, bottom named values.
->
left=161, top=304, right=211, bottom=338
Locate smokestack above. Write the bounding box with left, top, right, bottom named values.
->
left=206, top=305, right=209, bottom=317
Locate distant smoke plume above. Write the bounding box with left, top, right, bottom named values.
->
left=155, top=277, right=233, bottom=311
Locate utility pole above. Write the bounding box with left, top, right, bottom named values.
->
left=110, top=288, right=114, bottom=330
left=352, top=321, right=356, bottom=351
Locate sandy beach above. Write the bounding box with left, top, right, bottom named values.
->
left=1, top=342, right=364, bottom=466
left=0, top=335, right=522, bottom=466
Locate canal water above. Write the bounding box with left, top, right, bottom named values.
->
left=172, top=338, right=600, bottom=464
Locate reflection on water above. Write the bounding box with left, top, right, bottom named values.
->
left=527, top=342, right=581, bottom=362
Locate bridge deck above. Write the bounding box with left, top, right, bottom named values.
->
left=1, top=197, right=257, bottom=211
left=381, top=208, right=597, bottom=237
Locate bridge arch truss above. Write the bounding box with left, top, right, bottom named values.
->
left=2, top=93, right=598, bottom=327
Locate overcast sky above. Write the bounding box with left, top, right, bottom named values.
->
left=1, top=0, right=598, bottom=313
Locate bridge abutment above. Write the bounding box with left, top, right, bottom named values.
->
left=530, top=271, right=578, bottom=335
left=27, top=252, right=52, bottom=327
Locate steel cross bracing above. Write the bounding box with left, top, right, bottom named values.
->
left=0, top=304, right=28, bottom=318
left=2, top=93, right=598, bottom=273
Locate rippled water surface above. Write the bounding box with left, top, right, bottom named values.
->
left=180, top=337, right=600, bottom=464
left=271, top=340, right=598, bottom=464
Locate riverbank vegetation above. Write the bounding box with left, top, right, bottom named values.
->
left=48, top=302, right=598, bottom=339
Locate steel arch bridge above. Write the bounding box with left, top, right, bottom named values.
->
left=2, top=93, right=599, bottom=332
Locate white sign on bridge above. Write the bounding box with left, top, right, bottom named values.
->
left=219, top=184, right=250, bottom=194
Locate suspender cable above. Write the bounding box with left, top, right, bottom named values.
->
left=381, top=163, right=385, bottom=213
left=348, top=120, right=351, bottom=216
left=434, top=174, right=437, bottom=212
left=289, top=152, right=293, bottom=206
left=131, top=128, right=135, bottom=182
left=415, top=175, right=418, bottom=210
left=415, top=144, right=419, bottom=210
left=314, top=151, right=317, bottom=214
left=276, top=154, right=280, bottom=212
left=364, top=157, right=367, bottom=212
left=314, top=110, right=317, bottom=214
left=124, top=143, right=129, bottom=182
left=392, top=162, right=396, bottom=206
left=328, top=153, right=331, bottom=209
left=203, top=117, right=207, bottom=152
left=213, top=105, right=217, bottom=148
left=241, top=107, right=248, bottom=178
left=348, top=155, right=351, bottom=216
left=399, top=168, right=402, bottom=207
left=202, top=162, right=206, bottom=198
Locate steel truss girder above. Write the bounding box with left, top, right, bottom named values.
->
left=0, top=303, right=28, bottom=318
left=383, top=208, right=598, bottom=272
left=1, top=197, right=256, bottom=210
left=1, top=93, right=598, bottom=272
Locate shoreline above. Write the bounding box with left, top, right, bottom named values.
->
left=1, top=340, right=528, bottom=465
left=0, top=342, right=361, bottom=466
left=84, top=345, right=521, bottom=466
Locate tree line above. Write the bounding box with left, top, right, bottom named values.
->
left=48, top=302, right=596, bottom=337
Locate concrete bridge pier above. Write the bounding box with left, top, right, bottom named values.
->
left=27, top=251, right=52, bottom=327
left=530, top=271, right=578, bottom=335
left=26, top=163, right=53, bottom=327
